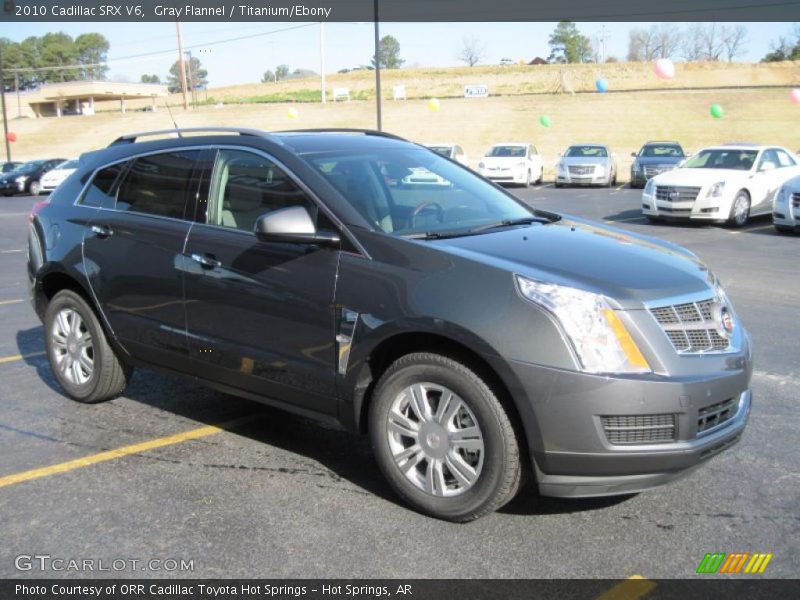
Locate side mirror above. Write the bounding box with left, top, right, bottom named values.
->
left=557, top=152, right=563, bottom=157
left=685, top=152, right=693, bottom=158
left=760, top=161, right=776, bottom=172
left=630, top=152, right=637, bottom=157
left=255, top=206, right=340, bottom=246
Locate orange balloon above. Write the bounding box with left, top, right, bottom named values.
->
left=6, top=132, right=16, bottom=143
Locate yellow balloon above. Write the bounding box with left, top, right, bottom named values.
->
left=287, top=107, right=299, bottom=119
left=427, top=98, right=441, bottom=112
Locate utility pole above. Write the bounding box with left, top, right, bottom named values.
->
left=373, top=0, right=382, bottom=131
left=185, top=50, right=196, bottom=109
left=320, top=22, right=326, bottom=103
left=176, top=21, right=189, bottom=110
left=15, top=71, right=21, bottom=118
left=0, top=46, right=10, bottom=162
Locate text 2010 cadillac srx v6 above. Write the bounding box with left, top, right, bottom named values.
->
left=27, top=128, right=752, bottom=521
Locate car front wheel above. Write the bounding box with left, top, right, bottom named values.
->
left=45, top=290, right=132, bottom=403
left=369, top=352, right=523, bottom=522
left=728, top=191, right=750, bottom=227
left=29, top=181, right=41, bottom=196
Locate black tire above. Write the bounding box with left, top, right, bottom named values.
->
left=728, top=190, right=750, bottom=228
left=29, top=180, right=41, bottom=196
left=554, top=181, right=563, bottom=188
left=368, top=352, right=523, bottom=522
left=44, top=289, right=132, bottom=403
left=523, top=170, right=531, bottom=188
left=536, top=168, right=543, bottom=184
left=774, top=224, right=793, bottom=234
left=645, top=215, right=664, bottom=223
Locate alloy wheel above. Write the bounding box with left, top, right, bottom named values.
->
left=51, top=308, right=94, bottom=385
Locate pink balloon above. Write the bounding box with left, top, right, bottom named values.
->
left=791, top=89, right=800, bottom=105
left=654, top=59, right=675, bottom=80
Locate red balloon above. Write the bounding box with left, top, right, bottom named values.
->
left=6, top=132, right=16, bottom=143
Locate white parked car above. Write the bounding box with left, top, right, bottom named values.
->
left=643, top=145, right=800, bottom=227
left=477, top=143, right=543, bottom=187
left=426, top=143, right=469, bottom=167
left=39, top=159, right=79, bottom=194
left=555, top=144, right=618, bottom=187
left=773, top=175, right=800, bottom=233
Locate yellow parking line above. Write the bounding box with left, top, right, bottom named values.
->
left=0, top=298, right=25, bottom=306
left=0, top=351, right=46, bottom=365
left=596, top=575, right=656, bottom=600
left=0, top=415, right=258, bottom=489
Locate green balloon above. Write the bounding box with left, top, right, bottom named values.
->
left=539, top=115, right=552, bottom=127
left=710, top=104, right=724, bottom=119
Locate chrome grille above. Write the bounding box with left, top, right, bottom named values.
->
left=655, top=186, right=701, bottom=202
left=697, top=397, right=737, bottom=434
left=568, top=165, right=595, bottom=176
left=792, top=192, right=800, bottom=208
left=649, top=298, right=731, bottom=354
left=644, top=165, right=672, bottom=178
left=601, top=414, right=677, bottom=445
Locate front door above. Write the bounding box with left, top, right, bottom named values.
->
left=182, top=148, right=340, bottom=415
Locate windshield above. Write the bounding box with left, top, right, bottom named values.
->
left=13, top=161, right=45, bottom=174
left=565, top=146, right=608, bottom=158
left=683, top=149, right=757, bottom=170
left=428, top=146, right=453, bottom=157
left=306, top=147, right=534, bottom=237
left=487, top=146, right=526, bottom=158
left=639, top=144, right=684, bottom=158
left=56, top=160, right=79, bottom=170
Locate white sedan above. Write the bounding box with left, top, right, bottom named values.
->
left=426, top=143, right=470, bottom=168
left=773, top=175, right=800, bottom=233
left=642, top=145, right=800, bottom=227
left=477, top=143, right=543, bottom=187
left=39, top=159, right=79, bottom=194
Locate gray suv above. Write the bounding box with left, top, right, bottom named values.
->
left=27, top=128, right=751, bottom=522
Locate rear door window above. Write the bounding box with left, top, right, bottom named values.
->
left=116, top=150, right=200, bottom=219
left=80, top=162, right=126, bottom=208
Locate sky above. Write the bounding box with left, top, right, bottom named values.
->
left=3, top=21, right=795, bottom=87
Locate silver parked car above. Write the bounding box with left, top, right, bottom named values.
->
left=555, top=144, right=618, bottom=187
left=773, top=174, right=800, bottom=233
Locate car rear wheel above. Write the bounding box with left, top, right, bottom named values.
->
left=524, top=170, right=531, bottom=188
left=536, top=168, right=543, bottom=184
left=369, top=352, right=522, bottom=522
left=728, top=191, right=750, bottom=227
left=29, top=181, right=41, bottom=196
left=45, top=290, right=132, bottom=403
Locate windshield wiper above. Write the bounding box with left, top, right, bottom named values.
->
left=469, top=216, right=548, bottom=233
left=404, top=229, right=472, bottom=240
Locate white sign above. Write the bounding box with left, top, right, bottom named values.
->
left=332, top=87, right=350, bottom=102
left=464, top=84, right=489, bottom=98
left=392, top=85, right=407, bottom=100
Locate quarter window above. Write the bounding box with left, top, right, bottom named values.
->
left=775, top=149, right=796, bottom=168
left=207, top=149, right=317, bottom=232
left=116, top=150, right=200, bottom=219
left=80, top=163, right=125, bottom=208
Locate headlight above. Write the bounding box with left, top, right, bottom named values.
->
left=515, top=275, right=651, bottom=374
left=516, top=162, right=527, bottom=169
left=15, top=175, right=28, bottom=183
left=775, top=186, right=788, bottom=205
left=644, top=179, right=655, bottom=195
left=595, top=166, right=606, bottom=176
left=557, top=162, right=566, bottom=172
left=632, top=162, right=642, bottom=173
left=478, top=161, right=485, bottom=169
left=706, top=181, right=725, bottom=198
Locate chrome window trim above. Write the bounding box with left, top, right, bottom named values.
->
left=72, top=143, right=370, bottom=259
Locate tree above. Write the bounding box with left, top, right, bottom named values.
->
left=628, top=25, right=682, bottom=61
left=75, top=32, right=109, bottom=79
left=167, top=56, right=208, bottom=93
left=261, top=69, right=276, bottom=83
left=140, top=74, right=160, bottom=83
left=457, top=36, right=484, bottom=67
left=721, top=25, right=747, bottom=62
left=683, top=23, right=725, bottom=61
left=372, top=35, right=404, bottom=69
left=762, top=35, right=800, bottom=62
left=548, top=21, right=592, bottom=64
left=275, top=64, right=290, bottom=81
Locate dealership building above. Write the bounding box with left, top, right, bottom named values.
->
left=10, top=81, right=169, bottom=118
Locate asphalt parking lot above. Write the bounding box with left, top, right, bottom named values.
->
left=0, top=187, right=798, bottom=580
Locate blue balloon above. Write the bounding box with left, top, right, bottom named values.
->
left=595, top=78, right=609, bottom=93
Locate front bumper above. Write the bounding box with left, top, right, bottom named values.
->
left=507, top=338, right=752, bottom=498
left=773, top=194, right=799, bottom=229
left=0, top=180, right=25, bottom=194
left=641, top=190, right=727, bottom=221
left=481, top=168, right=528, bottom=184
left=556, top=171, right=609, bottom=186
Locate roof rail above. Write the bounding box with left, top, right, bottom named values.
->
left=108, top=127, right=277, bottom=147
left=273, top=128, right=408, bottom=141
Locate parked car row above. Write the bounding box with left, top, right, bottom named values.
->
left=0, top=158, right=74, bottom=196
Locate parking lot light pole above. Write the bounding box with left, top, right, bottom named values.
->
left=374, top=0, right=382, bottom=131
left=0, top=46, right=10, bottom=162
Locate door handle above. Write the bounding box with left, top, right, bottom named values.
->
left=90, top=225, right=113, bottom=239
left=190, top=253, right=222, bottom=269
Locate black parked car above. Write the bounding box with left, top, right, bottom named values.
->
left=630, top=141, right=686, bottom=188
left=0, top=158, right=67, bottom=196
left=27, top=128, right=751, bottom=521
left=1, top=161, right=22, bottom=174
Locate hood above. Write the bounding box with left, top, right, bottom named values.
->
left=561, top=156, right=610, bottom=166
left=652, top=167, right=747, bottom=186
left=482, top=156, right=527, bottom=166
left=430, top=217, right=714, bottom=308
left=634, top=156, right=684, bottom=166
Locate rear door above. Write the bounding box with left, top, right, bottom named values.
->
left=182, top=147, right=340, bottom=415
left=83, top=149, right=201, bottom=371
